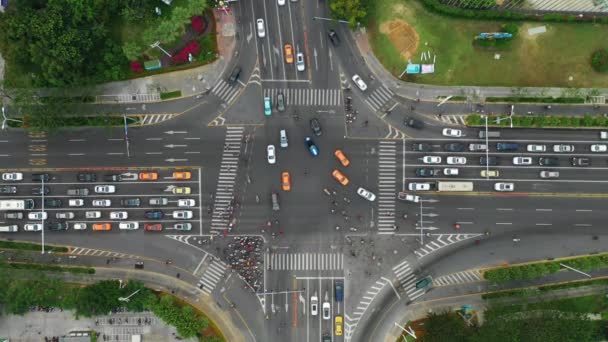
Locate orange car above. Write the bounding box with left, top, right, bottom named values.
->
left=173, top=171, right=191, bottom=180
left=144, top=223, right=163, bottom=232
left=139, top=172, right=158, bottom=181
left=334, top=149, right=350, bottom=167
left=284, top=44, right=294, bottom=64
left=92, top=223, right=111, bottom=231
left=281, top=171, right=291, bottom=191
left=331, top=169, right=349, bottom=186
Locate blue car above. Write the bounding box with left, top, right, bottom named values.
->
left=264, top=97, right=272, bottom=116
left=305, top=137, right=319, bottom=156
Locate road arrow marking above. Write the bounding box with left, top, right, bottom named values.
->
left=313, top=48, right=318, bottom=71
left=164, top=131, right=187, bottom=134
left=165, top=158, right=188, bottom=162
left=164, top=144, right=187, bottom=148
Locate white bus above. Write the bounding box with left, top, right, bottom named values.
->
left=437, top=181, right=474, bottom=192
left=0, top=199, right=35, bottom=210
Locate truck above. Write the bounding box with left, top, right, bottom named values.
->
left=0, top=225, right=18, bottom=232
left=437, top=181, right=474, bottom=192
left=0, top=199, right=35, bottom=210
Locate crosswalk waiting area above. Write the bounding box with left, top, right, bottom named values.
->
left=266, top=252, right=343, bottom=271
left=263, top=88, right=342, bottom=107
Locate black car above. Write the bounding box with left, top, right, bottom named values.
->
left=480, top=156, right=499, bottom=166
left=0, top=185, right=17, bottom=194
left=444, top=143, right=465, bottom=152
left=539, top=157, right=559, bottom=166
left=44, top=198, right=62, bottom=207
left=571, top=157, right=590, bottom=166
left=32, top=173, right=50, bottom=182
left=104, top=174, right=122, bottom=182
left=77, top=173, right=97, bottom=182
left=412, top=143, right=432, bottom=152
left=47, top=222, right=68, bottom=231
left=4, top=212, right=23, bottom=219
left=310, top=118, right=322, bottom=136
left=328, top=29, right=340, bottom=46
left=415, top=168, right=437, bottom=177
left=121, top=198, right=141, bottom=207
left=32, top=186, right=50, bottom=195
left=145, top=210, right=164, bottom=219
left=228, top=66, right=241, bottom=84
left=403, top=117, right=423, bottom=129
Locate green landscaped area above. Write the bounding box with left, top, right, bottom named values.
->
left=368, top=0, right=608, bottom=87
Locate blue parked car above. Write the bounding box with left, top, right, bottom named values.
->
left=264, top=97, right=272, bottom=116
left=335, top=280, right=343, bottom=302
left=305, top=137, right=319, bottom=156
left=144, top=210, right=164, bottom=219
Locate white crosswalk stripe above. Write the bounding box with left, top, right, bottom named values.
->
left=211, top=79, right=241, bottom=104
left=139, top=114, right=176, bottom=125
left=95, top=94, right=161, bottom=104
left=364, top=86, right=394, bottom=112
left=196, top=259, right=228, bottom=295
left=263, top=88, right=342, bottom=107
left=433, top=269, right=482, bottom=286
left=392, top=260, right=425, bottom=301
left=210, top=127, right=244, bottom=232
left=344, top=278, right=389, bottom=341
left=69, top=247, right=131, bottom=258
left=414, top=234, right=479, bottom=259
left=377, top=141, right=396, bottom=235
left=266, top=253, right=343, bottom=271
left=439, top=114, right=467, bottom=126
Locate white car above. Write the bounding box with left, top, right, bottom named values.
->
left=527, top=144, right=546, bottom=152
left=513, top=156, right=532, bottom=165
left=356, top=187, right=376, bottom=201
left=174, top=223, right=192, bottom=231
left=92, top=199, right=111, bottom=207
left=178, top=199, right=196, bottom=207
left=494, top=182, right=514, bottom=192
left=443, top=168, right=459, bottom=176
left=408, top=183, right=432, bottom=191
left=24, top=223, right=43, bottom=231
left=56, top=212, right=74, bottom=219
left=446, top=156, right=466, bottom=165
left=442, top=128, right=462, bottom=137
left=68, top=199, right=84, bottom=207
left=119, top=222, right=139, bottom=230
left=401, top=193, right=420, bottom=203
left=539, top=170, right=559, bottom=179
left=310, top=295, right=318, bottom=316
left=553, top=144, right=574, bottom=153
left=72, top=223, right=87, bottom=230
left=351, top=74, right=367, bottom=91
left=94, top=185, right=115, bottom=193
left=85, top=211, right=101, bottom=219
left=256, top=19, right=265, bottom=38
left=267, top=145, right=276, bottom=164
left=322, top=302, right=331, bottom=320
left=2, top=172, right=23, bottom=181
left=590, top=144, right=607, bottom=152
left=296, top=53, right=305, bottom=72
left=28, top=212, right=47, bottom=220
left=110, top=211, right=128, bottom=220
left=173, top=210, right=193, bottom=219
left=422, top=156, right=441, bottom=164
left=278, top=0, right=285, bottom=5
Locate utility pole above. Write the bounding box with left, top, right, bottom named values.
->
left=123, top=113, right=130, bottom=157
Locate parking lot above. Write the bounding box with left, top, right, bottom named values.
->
left=0, top=168, right=203, bottom=235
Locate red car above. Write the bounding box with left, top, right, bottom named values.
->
left=144, top=223, right=163, bottom=232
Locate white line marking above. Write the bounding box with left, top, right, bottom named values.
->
left=496, top=222, right=512, bottom=225
left=536, top=223, right=552, bottom=226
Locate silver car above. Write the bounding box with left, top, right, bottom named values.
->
left=174, top=223, right=192, bottom=231
left=539, top=170, right=559, bottom=179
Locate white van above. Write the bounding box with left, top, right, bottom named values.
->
left=280, top=129, right=288, bottom=148
left=0, top=225, right=18, bottom=232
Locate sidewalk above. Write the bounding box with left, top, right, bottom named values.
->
left=351, top=29, right=608, bottom=101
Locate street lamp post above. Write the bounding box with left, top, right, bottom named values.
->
left=118, top=288, right=141, bottom=302
left=482, top=113, right=513, bottom=179
left=41, top=177, right=45, bottom=254
left=123, top=113, right=130, bottom=157
left=1, top=106, right=23, bottom=130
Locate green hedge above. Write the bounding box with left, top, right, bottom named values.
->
left=1, top=262, right=95, bottom=274
left=0, top=240, right=68, bottom=252
left=482, top=278, right=608, bottom=300
left=8, top=115, right=137, bottom=128
left=160, top=90, right=182, bottom=100
left=485, top=97, right=586, bottom=104
left=466, top=113, right=608, bottom=128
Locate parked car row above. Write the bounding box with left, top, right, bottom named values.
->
left=413, top=142, right=608, bottom=154
left=3, top=221, right=194, bottom=233
left=1, top=170, right=192, bottom=183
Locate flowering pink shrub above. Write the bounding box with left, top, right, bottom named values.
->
left=172, top=41, right=201, bottom=65
left=130, top=61, right=143, bottom=73
left=191, top=16, right=206, bottom=34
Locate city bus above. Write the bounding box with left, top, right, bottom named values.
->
left=437, top=182, right=474, bottom=192
left=0, top=199, right=35, bottom=210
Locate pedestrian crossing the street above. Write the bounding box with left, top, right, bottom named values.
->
left=263, top=88, right=342, bottom=107
left=266, top=252, right=343, bottom=271
left=377, top=141, right=397, bottom=235
left=344, top=278, right=390, bottom=341
left=96, top=93, right=161, bottom=104
left=364, top=86, right=394, bottom=112
left=211, top=79, right=241, bottom=105
left=139, top=114, right=176, bottom=125
left=392, top=260, right=426, bottom=302
left=433, top=269, right=482, bottom=286
left=210, top=126, right=244, bottom=232
left=196, top=259, right=228, bottom=296
left=439, top=114, right=467, bottom=126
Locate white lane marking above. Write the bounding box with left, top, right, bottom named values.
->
left=0, top=154, right=10, bottom=157
left=536, top=223, right=552, bottom=226
left=185, top=151, right=201, bottom=154
left=457, top=208, right=474, bottom=210
left=107, top=138, right=123, bottom=141
left=576, top=209, right=592, bottom=212
left=496, top=222, right=512, bottom=225
left=535, top=209, right=552, bottom=211
left=497, top=208, right=513, bottom=211
left=184, top=137, right=201, bottom=140
left=456, top=221, right=473, bottom=224
left=575, top=223, right=592, bottom=227
left=106, top=153, right=124, bottom=155
left=68, top=153, right=85, bottom=156
left=68, top=139, right=86, bottom=142
left=146, top=138, right=163, bottom=141
left=145, top=152, right=162, bottom=155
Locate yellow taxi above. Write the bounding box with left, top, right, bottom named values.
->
left=173, top=171, right=191, bottom=180
left=284, top=44, right=294, bottom=64
left=335, top=315, right=343, bottom=336
left=92, top=223, right=111, bottom=231
left=331, top=169, right=349, bottom=186
left=173, top=187, right=191, bottom=195
left=139, top=172, right=158, bottom=181
left=281, top=171, right=291, bottom=191
left=334, top=149, right=350, bottom=167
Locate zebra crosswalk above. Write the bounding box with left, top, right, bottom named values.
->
left=377, top=141, right=397, bottom=234
left=139, top=114, right=176, bottom=125
left=263, top=88, right=342, bottom=107
left=344, top=278, right=390, bottom=340
left=196, top=259, right=228, bottom=296
left=414, top=234, right=479, bottom=259
left=210, top=127, right=244, bottom=232
left=433, top=269, right=482, bottom=286
left=211, top=79, right=241, bottom=105
left=392, top=260, right=426, bottom=302
left=439, top=114, right=467, bottom=126
left=266, top=252, right=343, bottom=271
left=364, top=86, right=394, bottom=112
left=95, top=94, right=161, bottom=104
left=69, top=247, right=135, bottom=259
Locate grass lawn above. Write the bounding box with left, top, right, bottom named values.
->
left=368, top=0, right=608, bottom=87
